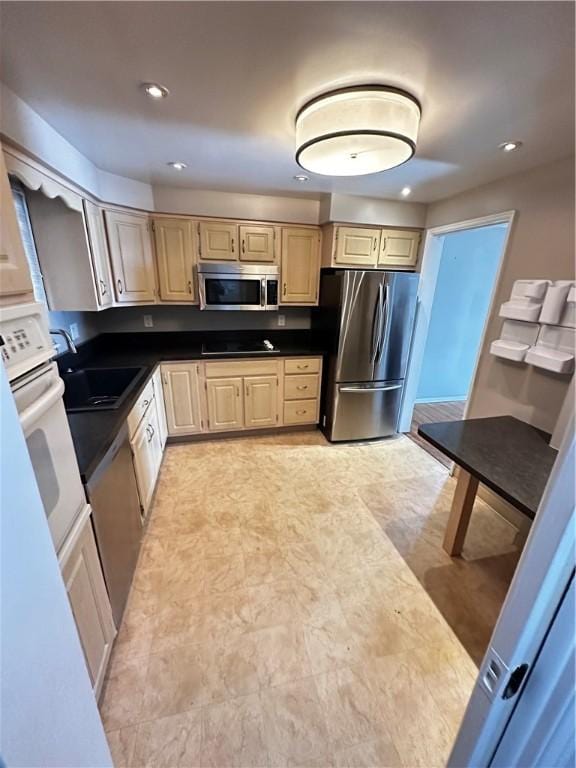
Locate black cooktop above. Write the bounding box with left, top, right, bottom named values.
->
left=201, top=340, right=278, bottom=356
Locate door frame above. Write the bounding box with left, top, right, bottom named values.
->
left=398, top=210, right=516, bottom=432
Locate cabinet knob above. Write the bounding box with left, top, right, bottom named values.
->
left=117, top=279, right=123, bottom=295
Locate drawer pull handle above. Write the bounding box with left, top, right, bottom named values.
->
left=99, top=279, right=107, bottom=295
left=231, top=238, right=235, bottom=253
left=117, top=278, right=123, bottom=295
left=296, top=409, right=308, bottom=415
left=297, top=364, right=309, bottom=369
left=297, top=385, right=308, bottom=390
left=242, top=239, right=246, bottom=254
left=142, top=399, right=149, bottom=408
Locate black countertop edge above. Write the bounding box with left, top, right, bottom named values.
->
left=63, top=330, right=329, bottom=484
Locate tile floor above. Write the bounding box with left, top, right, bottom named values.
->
left=101, top=430, right=520, bottom=767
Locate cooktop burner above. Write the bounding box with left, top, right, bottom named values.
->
left=201, top=340, right=278, bottom=356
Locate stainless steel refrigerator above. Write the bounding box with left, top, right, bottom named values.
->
left=318, top=269, right=418, bottom=442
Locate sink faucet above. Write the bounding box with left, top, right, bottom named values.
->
left=50, top=328, right=77, bottom=355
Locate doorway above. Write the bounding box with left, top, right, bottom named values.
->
left=400, top=213, right=514, bottom=464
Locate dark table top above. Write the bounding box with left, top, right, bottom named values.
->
left=418, top=416, right=558, bottom=519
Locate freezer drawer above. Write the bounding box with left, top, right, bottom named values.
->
left=326, top=380, right=404, bottom=442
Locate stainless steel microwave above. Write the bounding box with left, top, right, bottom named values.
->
left=198, top=263, right=279, bottom=311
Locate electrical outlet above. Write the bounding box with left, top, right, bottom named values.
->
left=143, top=314, right=154, bottom=328
left=69, top=323, right=79, bottom=341
left=277, top=314, right=286, bottom=327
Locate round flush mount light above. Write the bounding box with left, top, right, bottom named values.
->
left=499, top=140, right=523, bottom=152
left=295, top=85, right=421, bottom=177
left=400, top=186, right=412, bottom=197
left=293, top=174, right=310, bottom=182
left=167, top=161, right=187, bottom=170
left=142, top=82, right=170, bottom=99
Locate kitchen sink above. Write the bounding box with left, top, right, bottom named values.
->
left=62, top=366, right=148, bottom=412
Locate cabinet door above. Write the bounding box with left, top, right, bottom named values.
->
left=153, top=217, right=196, bottom=302
left=199, top=222, right=238, bottom=261
left=334, top=226, right=380, bottom=266
left=378, top=229, right=421, bottom=268
left=0, top=149, right=33, bottom=297
left=83, top=200, right=113, bottom=308
left=239, top=225, right=275, bottom=263
left=244, top=375, right=278, bottom=428
left=280, top=227, right=320, bottom=305
left=162, top=363, right=204, bottom=436
left=206, top=377, right=244, bottom=432
left=105, top=210, right=156, bottom=302
left=131, top=411, right=156, bottom=515
left=152, top=367, right=168, bottom=448
left=60, top=513, right=116, bottom=697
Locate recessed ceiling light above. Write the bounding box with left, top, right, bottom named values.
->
left=295, top=85, right=421, bottom=176
left=293, top=174, right=309, bottom=182
left=400, top=186, right=412, bottom=197
left=167, top=161, right=187, bottom=171
left=499, top=141, right=522, bottom=152
left=142, top=82, right=169, bottom=99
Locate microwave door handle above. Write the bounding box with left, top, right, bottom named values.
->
left=19, top=376, right=65, bottom=433
left=261, top=278, right=266, bottom=307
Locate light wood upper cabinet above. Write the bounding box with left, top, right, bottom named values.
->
left=0, top=150, right=33, bottom=298
left=335, top=226, right=380, bottom=266
left=378, top=229, right=421, bottom=268
left=199, top=222, right=238, bottom=261
left=206, top=377, right=244, bottom=432
left=153, top=217, right=196, bottom=303
left=244, top=375, right=278, bottom=428
left=280, top=227, right=321, bottom=305
left=59, top=511, right=115, bottom=698
left=105, top=210, right=156, bottom=303
left=162, top=363, right=204, bottom=436
left=84, top=200, right=113, bottom=308
left=239, top=225, right=275, bottom=263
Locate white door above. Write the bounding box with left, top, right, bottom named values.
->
left=162, top=363, right=203, bottom=436
left=206, top=377, right=244, bottom=431
left=13, top=362, right=87, bottom=553
left=153, top=217, right=196, bottom=302
left=105, top=210, right=156, bottom=303
left=83, top=200, right=113, bottom=308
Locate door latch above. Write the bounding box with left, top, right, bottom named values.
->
left=502, top=664, right=529, bottom=700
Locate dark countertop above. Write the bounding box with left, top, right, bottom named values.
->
left=61, top=331, right=327, bottom=483
left=418, top=416, right=558, bottom=519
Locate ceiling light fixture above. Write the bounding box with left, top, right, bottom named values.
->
left=295, top=85, right=421, bottom=177
left=142, top=82, right=169, bottom=99
left=499, top=141, right=522, bottom=152
left=400, top=186, right=412, bottom=197
left=167, top=161, right=187, bottom=171
left=293, top=174, right=309, bottom=182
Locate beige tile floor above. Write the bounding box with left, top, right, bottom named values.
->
left=102, top=431, right=520, bottom=768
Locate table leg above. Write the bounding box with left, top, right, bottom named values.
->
left=443, top=469, right=479, bottom=556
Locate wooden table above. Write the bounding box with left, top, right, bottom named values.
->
left=418, top=416, right=558, bottom=556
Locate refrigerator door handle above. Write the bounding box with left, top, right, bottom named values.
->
left=376, top=283, right=388, bottom=363
left=371, top=284, right=383, bottom=363
left=339, top=384, right=403, bottom=393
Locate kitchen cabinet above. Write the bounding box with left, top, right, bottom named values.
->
left=206, top=377, right=244, bottom=432
left=105, top=210, right=156, bottom=303
left=130, top=397, right=163, bottom=517
left=280, top=227, right=321, bottom=305
left=244, top=375, right=278, bottom=428
left=162, top=362, right=204, bottom=436
left=153, top=217, right=197, bottom=303
left=199, top=221, right=238, bottom=261
left=334, top=226, right=380, bottom=266
left=84, top=200, right=113, bottom=308
left=239, top=224, right=275, bottom=263
left=283, top=357, right=322, bottom=426
left=153, top=367, right=168, bottom=447
left=378, top=229, right=421, bottom=268
left=0, top=148, right=33, bottom=298
left=58, top=509, right=116, bottom=698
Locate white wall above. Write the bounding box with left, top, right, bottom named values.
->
left=152, top=185, right=320, bottom=224
left=48, top=310, right=99, bottom=353
left=0, top=367, right=111, bottom=767
left=426, top=157, right=575, bottom=433
left=324, top=193, right=427, bottom=228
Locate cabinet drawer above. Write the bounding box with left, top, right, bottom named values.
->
left=205, top=359, right=279, bottom=378
left=284, top=399, right=318, bottom=425
left=284, top=374, right=319, bottom=401
left=127, top=377, right=155, bottom=438
left=284, top=358, right=321, bottom=375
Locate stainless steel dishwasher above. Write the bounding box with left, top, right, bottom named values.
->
left=87, top=424, right=142, bottom=627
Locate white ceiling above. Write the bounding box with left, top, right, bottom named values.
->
left=1, top=1, right=574, bottom=202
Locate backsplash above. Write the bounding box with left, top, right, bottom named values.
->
left=48, top=310, right=99, bottom=354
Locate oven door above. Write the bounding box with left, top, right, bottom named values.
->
left=12, top=361, right=86, bottom=552
left=199, top=273, right=265, bottom=310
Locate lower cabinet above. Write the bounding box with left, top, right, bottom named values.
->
left=58, top=507, right=116, bottom=699
left=206, top=377, right=244, bottom=432
left=162, top=363, right=204, bottom=436
left=130, top=396, right=163, bottom=517
left=244, top=375, right=278, bottom=428
left=153, top=367, right=168, bottom=448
